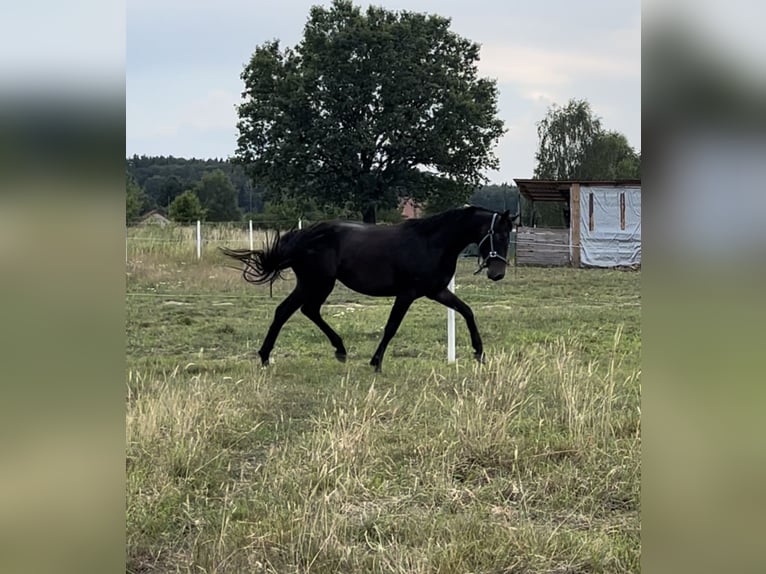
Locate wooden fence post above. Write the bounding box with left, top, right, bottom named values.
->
left=570, top=184, right=581, bottom=267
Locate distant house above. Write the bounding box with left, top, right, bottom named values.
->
left=513, top=179, right=641, bottom=267
left=138, top=210, right=171, bottom=227
left=400, top=198, right=422, bottom=219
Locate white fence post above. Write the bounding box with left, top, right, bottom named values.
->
left=249, top=219, right=254, bottom=250
left=447, top=274, right=456, bottom=363
left=196, top=220, right=201, bottom=259
left=298, top=218, right=303, bottom=230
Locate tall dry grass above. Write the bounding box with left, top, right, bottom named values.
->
left=127, top=223, right=273, bottom=263
left=126, top=333, right=640, bottom=573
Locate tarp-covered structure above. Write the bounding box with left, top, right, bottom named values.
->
left=513, top=179, right=641, bottom=268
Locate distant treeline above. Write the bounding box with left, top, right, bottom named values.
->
left=127, top=155, right=265, bottom=215
left=127, top=155, right=563, bottom=226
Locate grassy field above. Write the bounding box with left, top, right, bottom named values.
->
left=126, top=228, right=641, bottom=573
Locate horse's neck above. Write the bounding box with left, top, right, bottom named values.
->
left=437, top=209, right=485, bottom=257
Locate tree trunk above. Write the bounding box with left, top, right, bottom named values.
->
left=362, top=204, right=376, bottom=224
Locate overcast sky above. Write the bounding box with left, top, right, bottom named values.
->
left=127, top=0, right=640, bottom=184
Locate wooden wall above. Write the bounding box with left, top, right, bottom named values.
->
left=516, top=227, right=570, bottom=266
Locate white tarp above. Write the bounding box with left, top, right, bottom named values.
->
left=575, top=186, right=641, bottom=267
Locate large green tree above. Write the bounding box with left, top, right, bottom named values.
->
left=169, top=190, right=206, bottom=224
left=582, top=131, right=641, bottom=179
left=193, top=170, right=242, bottom=222
left=534, top=98, right=640, bottom=180
left=235, top=0, right=505, bottom=223
left=126, top=173, right=147, bottom=224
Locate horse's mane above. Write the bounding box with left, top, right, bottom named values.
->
left=402, top=205, right=489, bottom=235
left=285, top=206, right=490, bottom=239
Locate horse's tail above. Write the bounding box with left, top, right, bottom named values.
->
left=220, top=230, right=292, bottom=286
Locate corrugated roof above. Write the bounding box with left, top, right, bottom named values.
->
left=513, top=179, right=641, bottom=202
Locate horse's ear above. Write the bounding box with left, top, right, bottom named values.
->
left=503, top=211, right=520, bottom=229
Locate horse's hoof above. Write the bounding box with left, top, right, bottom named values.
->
left=369, top=357, right=381, bottom=372
left=474, top=352, right=486, bottom=364
left=335, top=351, right=347, bottom=363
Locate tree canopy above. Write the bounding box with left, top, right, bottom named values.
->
left=534, top=99, right=640, bottom=180
left=169, top=190, right=206, bottom=224
left=235, top=0, right=505, bottom=223
left=126, top=173, right=147, bottom=224
left=126, top=155, right=261, bottom=214
left=193, top=169, right=242, bottom=222
left=468, top=184, right=519, bottom=215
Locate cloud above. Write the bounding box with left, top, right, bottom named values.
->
left=519, top=90, right=559, bottom=106
left=477, top=39, right=640, bottom=102
left=130, top=89, right=239, bottom=140
left=176, top=90, right=239, bottom=132
left=480, top=43, right=639, bottom=85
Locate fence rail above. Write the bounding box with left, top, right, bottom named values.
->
left=126, top=219, right=637, bottom=264
left=125, top=219, right=514, bottom=263
left=126, top=219, right=306, bottom=262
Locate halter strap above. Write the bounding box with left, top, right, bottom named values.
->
left=474, top=212, right=508, bottom=274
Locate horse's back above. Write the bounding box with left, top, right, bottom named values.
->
left=336, top=222, right=447, bottom=296
left=289, top=219, right=452, bottom=296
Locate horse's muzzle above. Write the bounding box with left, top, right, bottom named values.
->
left=487, top=259, right=506, bottom=281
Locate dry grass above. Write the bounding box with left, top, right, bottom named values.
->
left=127, top=223, right=274, bottom=263
left=127, top=344, right=639, bottom=573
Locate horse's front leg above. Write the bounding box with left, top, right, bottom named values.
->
left=370, top=293, right=415, bottom=373
left=427, top=288, right=485, bottom=363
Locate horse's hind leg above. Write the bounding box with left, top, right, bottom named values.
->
left=258, top=287, right=303, bottom=365
left=370, top=293, right=415, bottom=373
left=300, top=280, right=347, bottom=362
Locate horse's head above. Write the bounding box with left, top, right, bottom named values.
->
left=477, top=210, right=517, bottom=281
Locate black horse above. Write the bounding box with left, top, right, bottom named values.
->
left=222, top=206, right=515, bottom=372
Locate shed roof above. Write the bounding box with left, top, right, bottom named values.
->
left=513, top=179, right=641, bottom=203
left=138, top=209, right=171, bottom=225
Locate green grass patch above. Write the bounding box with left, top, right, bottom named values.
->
left=127, top=249, right=640, bottom=573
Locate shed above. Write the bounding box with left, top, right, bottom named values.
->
left=513, top=179, right=641, bottom=267
left=138, top=210, right=171, bottom=227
